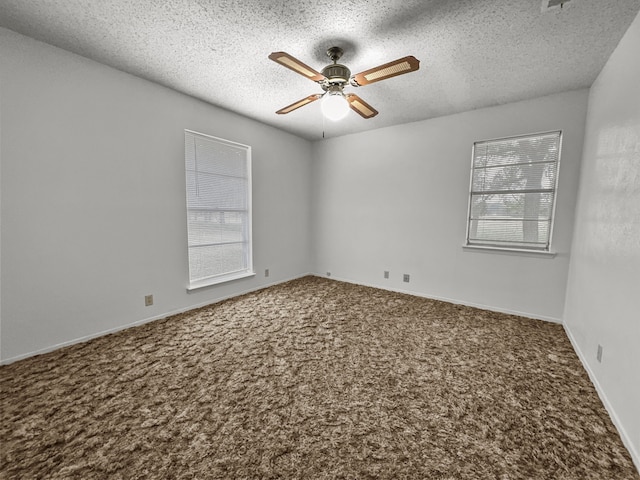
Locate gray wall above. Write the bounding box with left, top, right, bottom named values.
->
left=564, top=11, right=640, bottom=468
left=0, top=28, right=313, bottom=361
left=311, top=90, right=588, bottom=322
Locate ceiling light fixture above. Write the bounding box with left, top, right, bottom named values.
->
left=321, top=86, right=350, bottom=121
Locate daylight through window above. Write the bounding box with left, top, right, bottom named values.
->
left=466, top=131, right=562, bottom=252
left=185, top=130, right=253, bottom=289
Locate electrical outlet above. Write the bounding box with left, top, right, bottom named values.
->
left=597, top=344, right=603, bottom=363
left=326, top=272, right=331, bottom=277
left=265, top=268, right=270, bottom=277
left=403, top=274, right=410, bottom=283
left=384, top=271, right=389, bottom=279
left=541, top=0, right=571, bottom=12
left=144, top=295, right=153, bottom=307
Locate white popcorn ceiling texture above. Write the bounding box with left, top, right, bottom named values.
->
left=1, top=0, right=638, bottom=140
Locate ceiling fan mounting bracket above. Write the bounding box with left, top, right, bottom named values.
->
left=319, top=46, right=351, bottom=87
left=326, top=46, right=344, bottom=63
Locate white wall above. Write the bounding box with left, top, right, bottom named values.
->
left=0, top=28, right=312, bottom=362
left=563, top=12, right=640, bottom=467
left=311, top=90, right=588, bottom=321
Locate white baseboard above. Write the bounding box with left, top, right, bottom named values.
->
left=1, top=272, right=313, bottom=365
left=318, top=274, right=562, bottom=324
left=563, top=323, right=640, bottom=474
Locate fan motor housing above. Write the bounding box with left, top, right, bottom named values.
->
left=321, top=63, right=351, bottom=84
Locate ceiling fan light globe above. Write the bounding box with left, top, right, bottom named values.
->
left=321, top=92, right=350, bottom=121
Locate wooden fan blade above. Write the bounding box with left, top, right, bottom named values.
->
left=352, top=56, right=420, bottom=86
left=276, top=94, right=322, bottom=115
left=345, top=94, right=379, bottom=119
left=268, top=51, right=326, bottom=82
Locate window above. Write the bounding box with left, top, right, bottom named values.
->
left=185, top=130, right=253, bottom=289
left=465, top=131, right=562, bottom=252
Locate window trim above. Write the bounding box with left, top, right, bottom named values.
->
left=463, top=130, right=563, bottom=254
left=186, top=270, right=256, bottom=292
left=462, top=244, right=556, bottom=258
left=184, top=129, right=254, bottom=291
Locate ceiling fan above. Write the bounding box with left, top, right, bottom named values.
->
left=268, top=47, right=420, bottom=121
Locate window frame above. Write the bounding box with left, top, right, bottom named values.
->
left=184, top=129, right=254, bottom=291
left=463, top=130, right=563, bottom=256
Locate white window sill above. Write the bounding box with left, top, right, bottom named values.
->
left=462, top=245, right=556, bottom=258
left=187, top=270, right=256, bottom=292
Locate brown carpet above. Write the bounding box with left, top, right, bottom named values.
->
left=1, top=276, right=637, bottom=479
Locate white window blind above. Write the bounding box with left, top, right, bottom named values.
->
left=466, top=131, right=562, bottom=251
left=185, top=130, right=252, bottom=288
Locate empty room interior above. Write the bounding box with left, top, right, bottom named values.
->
left=1, top=1, right=639, bottom=478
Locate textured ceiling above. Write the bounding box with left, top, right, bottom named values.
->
left=1, top=0, right=638, bottom=140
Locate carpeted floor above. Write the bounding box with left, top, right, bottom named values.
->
left=1, top=276, right=637, bottom=479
